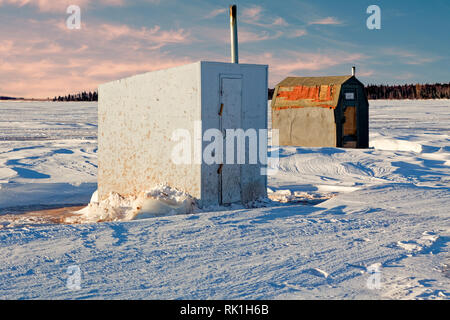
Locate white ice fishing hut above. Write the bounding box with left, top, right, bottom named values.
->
left=98, top=61, right=268, bottom=207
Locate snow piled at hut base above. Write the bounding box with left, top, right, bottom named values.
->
left=66, top=185, right=195, bottom=223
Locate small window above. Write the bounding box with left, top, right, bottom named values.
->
left=345, top=92, right=355, bottom=100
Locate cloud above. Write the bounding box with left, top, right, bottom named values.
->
left=272, top=52, right=365, bottom=73
left=193, top=26, right=283, bottom=44
left=383, top=48, right=437, bottom=65
left=204, top=8, right=227, bottom=19
left=0, top=3, right=370, bottom=98
left=356, top=69, right=374, bottom=77
left=242, top=5, right=263, bottom=20
left=82, top=58, right=192, bottom=79
left=0, top=0, right=125, bottom=12
left=272, top=17, right=288, bottom=27
left=308, top=17, right=342, bottom=25
left=202, top=6, right=297, bottom=44
left=392, top=72, right=416, bottom=80
left=241, top=50, right=366, bottom=86
left=0, top=16, right=193, bottom=98
left=287, top=29, right=307, bottom=38
left=206, top=5, right=287, bottom=26
left=239, top=30, right=283, bottom=43
left=0, top=47, right=192, bottom=98
left=94, top=23, right=191, bottom=48
left=241, top=5, right=288, bottom=28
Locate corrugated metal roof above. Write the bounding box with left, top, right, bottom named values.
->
left=277, top=75, right=353, bottom=87
left=271, top=76, right=357, bottom=110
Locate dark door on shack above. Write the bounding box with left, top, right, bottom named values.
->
left=341, top=87, right=358, bottom=148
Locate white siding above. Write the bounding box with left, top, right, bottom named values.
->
left=98, top=61, right=268, bottom=207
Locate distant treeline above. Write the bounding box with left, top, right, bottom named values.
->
left=268, top=83, right=450, bottom=100
left=365, top=83, right=450, bottom=100
left=53, top=91, right=98, bottom=101
left=0, top=96, right=19, bottom=100
left=53, top=83, right=450, bottom=102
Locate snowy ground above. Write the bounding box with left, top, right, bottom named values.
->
left=0, top=100, right=449, bottom=299
left=0, top=102, right=97, bottom=213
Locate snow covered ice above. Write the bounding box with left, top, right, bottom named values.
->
left=65, top=185, right=195, bottom=223
left=0, top=99, right=449, bottom=299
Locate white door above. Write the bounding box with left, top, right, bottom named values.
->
left=220, top=77, right=242, bottom=204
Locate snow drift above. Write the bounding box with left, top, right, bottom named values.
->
left=65, top=185, right=195, bottom=223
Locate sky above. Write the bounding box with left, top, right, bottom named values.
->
left=0, top=0, right=448, bottom=98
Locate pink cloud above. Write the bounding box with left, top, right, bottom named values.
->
left=95, top=23, right=190, bottom=47
left=272, top=17, right=288, bottom=26
left=308, top=17, right=342, bottom=25
left=241, top=51, right=366, bottom=87
left=239, top=30, right=283, bottom=43
left=204, top=8, right=227, bottom=19
left=383, top=48, right=437, bottom=65
left=241, top=5, right=288, bottom=28
left=194, top=26, right=283, bottom=44
left=0, top=5, right=366, bottom=98
left=287, top=29, right=307, bottom=38
left=393, top=72, right=415, bottom=80
left=356, top=70, right=374, bottom=77
left=0, top=16, right=193, bottom=98
left=0, top=52, right=192, bottom=98
left=242, top=5, right=263, bottom=20
left=0, top=0, right=124, bottom=12
left=83, top=58, right=193, bottom=79
left=272, top=52, right=365, bottom=73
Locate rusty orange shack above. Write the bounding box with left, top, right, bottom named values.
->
left=271, top=72, right=369, bottom=148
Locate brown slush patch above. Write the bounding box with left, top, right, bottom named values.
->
left=0, top=205, right=86, bottom=228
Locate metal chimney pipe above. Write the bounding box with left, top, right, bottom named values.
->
left=230, top=5, right=239, bottom=64
left=352, top=66, right=356, bottom=76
